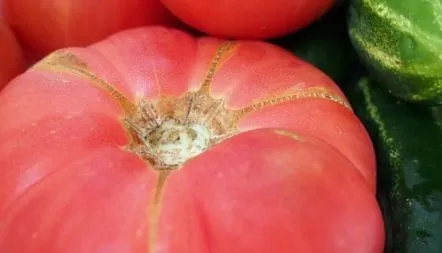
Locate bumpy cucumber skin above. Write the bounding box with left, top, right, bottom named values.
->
left=346, top=77, right=442, bottom=253
left=348, top=0, right=442, bottom=104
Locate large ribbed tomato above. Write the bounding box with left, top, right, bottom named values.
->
left=0, top=19, right=24, bottom=89
left=160, top=0, right=335, bottom=39
left=0, top=27, right=384, bottom=253
left=2, top=0, right=180, bottom=59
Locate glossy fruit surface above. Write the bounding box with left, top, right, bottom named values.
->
left=0, top=27, right=384, bottom=253
left=346, top=76, right=442, bottom=253
left=0, top=19, right=24, bottom=89
left=348, top=0, right=442, bottom=104
left=160, top=0, right=335, bottom=39
left=2, top=0, right=179, bottom=58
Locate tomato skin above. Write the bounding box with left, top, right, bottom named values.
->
left=0, top=20, right=24, bottom=90
left=2, top=0, right=180, bottom=58
left=160, top=0, right=335, bottom=39
left=0, top=27, right=384, bottom=252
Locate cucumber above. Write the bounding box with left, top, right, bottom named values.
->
left=274, top=3, right=358, bottom=86
left=348, top=0, right=442, bottom=104
left=345, top=76, right=442, bottom=253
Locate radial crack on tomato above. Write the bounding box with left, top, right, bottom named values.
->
left=234, top=86, right=352, bottom=118
left=273, top=129, right=304, bottom=142
left=148, top=170, right=171, bottom=253
left=32, top=51, right=137, bottom=114
left=198, top=41, right=239, bottom=90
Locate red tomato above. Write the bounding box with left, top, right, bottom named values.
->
left=0, top=19, right=24, bottom=89
left=0, top=27, right=384, bottom=253
left=2, top=0, right=180, bottom=58
left=160, top=0, right=336, bottom=39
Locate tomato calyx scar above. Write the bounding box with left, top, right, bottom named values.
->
left=123, top=103, right=215, bottom=170
left=122, top=90, right=241, bottom=170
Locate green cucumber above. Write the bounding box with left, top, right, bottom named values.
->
left=347, top=0, right=442, bottom=104
left=345, top=76, right=442, bottom=253
left=274, top=4, right=358, bottom=86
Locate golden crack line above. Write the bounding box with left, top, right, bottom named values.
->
left=32, top=51, right=137, bottom=114
left=199, top=41, right=239, bottom=92
left=233, top=87, right=353, bottom=118
left=273, top=129, right=305, bottom=142
left=148, top=170, right=170, bottom=253
left=185, top=41, right=239, bottom=125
